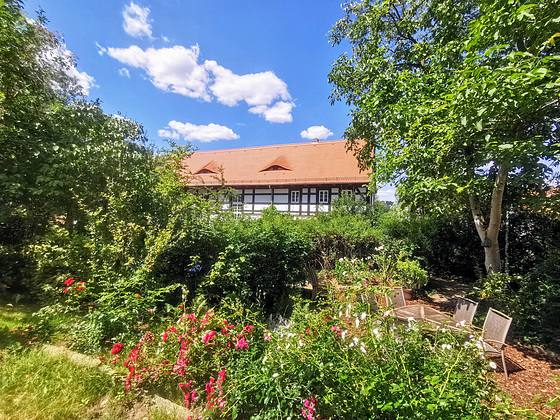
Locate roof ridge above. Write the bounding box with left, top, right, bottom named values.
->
left=189, top=139, right=347, bottom=155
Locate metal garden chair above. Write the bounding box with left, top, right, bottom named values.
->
left=482, top=308, right=513, bottom=377
left=453, top=296, right=478, bottom=325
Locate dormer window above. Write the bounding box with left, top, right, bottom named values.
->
left=260, top=155, right=291, bottom=172
left=194, top=161, right=220, bottom=175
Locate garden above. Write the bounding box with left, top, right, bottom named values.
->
left=2, top=0, right=560, bottom=418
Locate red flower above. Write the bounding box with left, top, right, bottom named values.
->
left=63, top=287, right=69, bottom=293
left=64, top=278, right=74, bottom=285
left=111, top=343, right=124, bottom=355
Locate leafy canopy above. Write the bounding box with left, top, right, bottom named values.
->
left=329, top=0, right=560, bottom=213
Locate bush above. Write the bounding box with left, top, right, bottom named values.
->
left=478, top=251, right=560, bottom=351
left=199, top=212, right=314, bottom=313
left=122, top=295, right=502, bottom=419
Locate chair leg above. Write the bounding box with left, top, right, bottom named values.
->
left=501, top=350, right=508, bottom=378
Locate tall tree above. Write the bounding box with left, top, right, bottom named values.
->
left=329, top=0, right=560, bottom=273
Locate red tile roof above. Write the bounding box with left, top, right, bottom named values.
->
left=180, top=140, right=370, bottom=187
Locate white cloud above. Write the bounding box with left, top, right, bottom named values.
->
left=119, top=68, right=130, bottom=78
left=204, top=61, right=291, bottom=107
left=96, top=42, right=107, bottom=56
left=300, top=125, right=334, bottom=140
left=159, top=120, right=240, bottom=142
left=107, top=45, right=211, bottom=100
left=66, top=66, right=96, bottom=95
left=123, top=2, right=152, bottom=38
left=249, top=101, right=295, bottom=123
left=42, top=44, right=95, bottom=96
left=106, top=44, right=294, bottom=122
left=377, top=185, right=396, bottom=202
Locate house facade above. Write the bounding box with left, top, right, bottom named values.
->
left=181, top=139, right=372, bottom=216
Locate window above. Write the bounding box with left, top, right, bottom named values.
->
left=318, top=190, right=329, bottom=204
left=291, top=191, right=300, bottom=203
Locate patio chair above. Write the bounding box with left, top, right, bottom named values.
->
left=453, top=297, right=478, bottom=325
left=482, top=308, right=513, bottom=377
left=360, top=292, right=379, bottom=311
left=384, top=286, right=406, bottom=309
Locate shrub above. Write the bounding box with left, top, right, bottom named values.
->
left=478, top=251, right=560, bottom=351
left=199, top=213, right=314, bottom=313
left=123, top=298, right=502, bottom=419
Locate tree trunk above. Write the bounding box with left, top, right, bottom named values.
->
left=469, top=163, right=508, bottom=274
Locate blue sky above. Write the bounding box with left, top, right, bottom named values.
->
left=24, top=0, right=396, bottom=201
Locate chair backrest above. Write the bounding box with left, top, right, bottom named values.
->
left=482, top=308, right=512, bottom=346
left=360, top=292, right=379, bottom=311
left=385, top=286, right=406, bottom=308
left=453, top=297, right=478, bottom=324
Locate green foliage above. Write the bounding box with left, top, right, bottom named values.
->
left=478, top=252, right=560, bottom=351
left=300, top=211, right=380, bottom=270
left=121, top=293, right=503, bottom=419
left=329, top=0, right=560, bottom=273
left=200, top=213, right=314, bottom=313
left=395, top=259, right=428, bottom=290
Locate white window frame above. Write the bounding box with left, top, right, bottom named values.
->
left=291, top=190, right=300, bottom=203
left=318, top=190, right=329, bottom=204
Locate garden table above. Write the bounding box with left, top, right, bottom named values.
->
left=391, top=305, right=463, bottom=330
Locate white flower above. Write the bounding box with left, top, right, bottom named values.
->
left=407, top=317, right=415, bottom=323
left=373, top=328, right=380, bottom=338
left=273, top=373, right=279, bottom=378
left=298, top=340, right=304, bottom=348
left=353, top=337, right=359, bottom=346
left=285, top=343, right=290, bottom=349
left=361, top=312, right=367, bottom=320
left=355, top=317, right=360, bottom=328
left=489, top=361, right=497, bottom=370
left=341, top=330, right=347, bottom=341
left=262, top=356, right=268, bottom=364
left=360, top=345, right=367, bottom=354
left=441, top=344, right=452, bottom=350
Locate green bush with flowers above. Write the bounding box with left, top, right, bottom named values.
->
left=117, top=288, right=502, bottom=419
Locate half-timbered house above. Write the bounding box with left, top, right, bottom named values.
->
left=181, top=139, right=371, bottom=216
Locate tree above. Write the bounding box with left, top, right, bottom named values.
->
left=329, top=0, right=560, bottom=274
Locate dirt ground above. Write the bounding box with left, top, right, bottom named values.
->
left=414, top=278, right=560, bottom=418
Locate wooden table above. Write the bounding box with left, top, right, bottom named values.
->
left=391, top=304, right=460, bottom=330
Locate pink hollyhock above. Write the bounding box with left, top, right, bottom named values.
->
left=111, top=343, right=124, bottom=355
left=64, top=278, right=74, bottom=285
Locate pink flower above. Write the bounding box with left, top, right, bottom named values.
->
left=203, top=331, right=217, bottom=344
left=217, top=369, right=226, bottom=389
left=235, top=336, right=249, bottom=350
left=244, top=325, right=255, bottom=333
left=76, top=287, right=84, bottom=291
left=205, top=378, right=215, bottom=395
left=64, top=278, right=74, bottom=285
left=111, top=343, right=124, bottom=355
left=63, top=287, right=69, bottom=293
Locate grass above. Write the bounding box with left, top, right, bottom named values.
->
left=0, top=346, right=129, bottom=420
